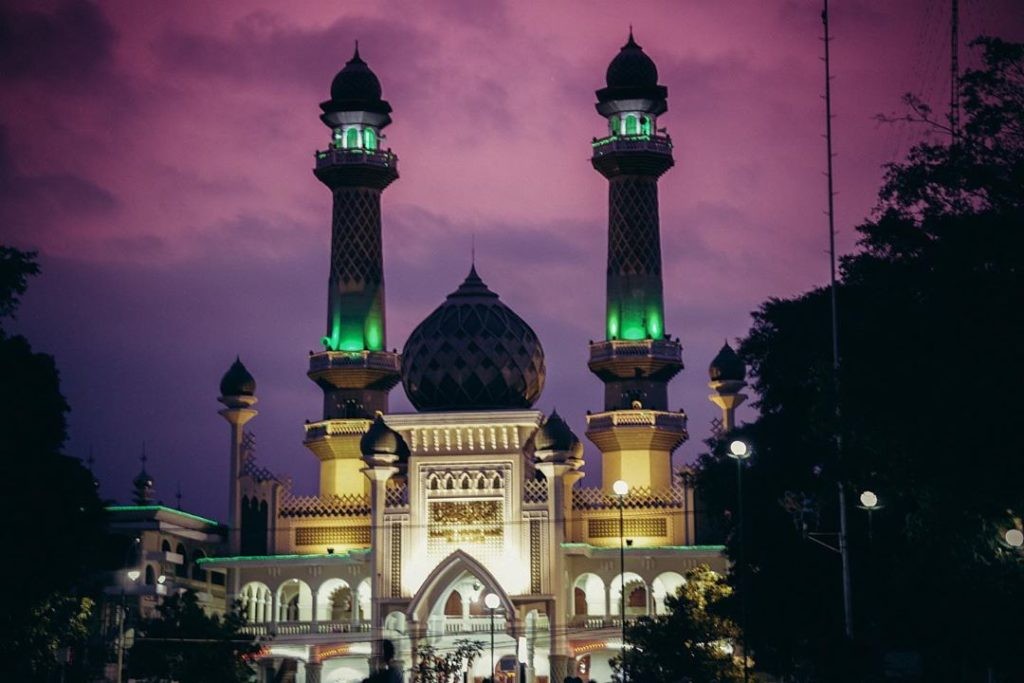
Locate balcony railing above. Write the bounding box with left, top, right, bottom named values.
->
left=308, top=350, right=401, bottom=372
left=591, top=134, right=672, bottom=157
left=315, top=148, right=397, bottom=170
left=238, top=620, right=371, bottom=637
left=589, top=338, right=681, bottom=362
left=443, top=615, right=509, bottom=634
left=585, top=410, right=687, bottom=432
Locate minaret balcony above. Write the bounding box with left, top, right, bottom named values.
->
left=307, top=349, right=401, bottom=391
left=313, top=148, right=399, bottom=189
left=591, top=133, right=672, bottom=156
left=585, top=408, right=688, bottom=452
left=315, top=147, right=398, bottom=170
left=591, top=134, right=674, bottom=177
left=588, top=338, right=682, bottom=381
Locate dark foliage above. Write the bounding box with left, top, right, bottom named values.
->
left=129, top=590, right=259, bottom=683
left=695, top=37, right=1024, bottom=681
left=0, top=246, right=108, bottom=680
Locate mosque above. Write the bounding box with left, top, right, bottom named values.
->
left=199, top=32, right=748, bottom=683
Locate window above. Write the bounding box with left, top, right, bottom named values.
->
left=175, top=544, right=188, bottom=577
left=641, top=116, right=652, bottom=135
left=145, top=565, right=155, bottom=585
left=332, top=128, right=344, bottom=149
left=364, top=128, right=377, bottom=151
left=609, top=115, right=620, bottom=136
left=192, top=550, right=207, bottom=582
left=161, top=539, right=171, bottom=553
left=345, top=127, right=360, bottom=149
left=624, top=114, right=638, bottom=135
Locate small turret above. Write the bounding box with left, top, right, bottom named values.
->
left=131, top=448, right=155, bottom=505
left=707, top=341, right=748, bottom=432
left=360, top=413, right=409, bottom=468
left=218, top=356, right=259, bottom=554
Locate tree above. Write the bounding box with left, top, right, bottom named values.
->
left=413, top=639, right=485, bottom=683
left=695, top=36, right=1024, bottom=681
left=128, top=590, right=259, bottom=683
left=612, top=564, right=742, bottom=683
left=0, top=247, right=108, bottom=681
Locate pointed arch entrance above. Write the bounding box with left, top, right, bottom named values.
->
left=407, top=549, right=517, bottom=637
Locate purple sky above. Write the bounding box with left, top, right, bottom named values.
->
left=4, top=1, right=1022, bottom=521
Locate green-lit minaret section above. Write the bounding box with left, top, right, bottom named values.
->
left=587, top=32, right=683, bottom=413
left=307, top=46, right=401, bottom=420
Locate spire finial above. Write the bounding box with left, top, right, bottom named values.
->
left=354, top=39, right=360, bottom=60
left=140, top=442, right=147, bottom=469
left=175, top=482, right=183, bottom=510
left=471, top=233, right=476, bottom=267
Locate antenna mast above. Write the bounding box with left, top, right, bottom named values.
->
left=950, top=0, right=961, bottom=139
left=821, top=0, right=854, bottom=641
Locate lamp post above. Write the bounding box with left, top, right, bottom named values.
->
left=857, top=490, right=882, bottom=541
left=484, top=592, right=500, bottom=682
left=117, top=569, right=141, bottom=683
left=612, top=479, right=629, bottom=681
left=727, top=439, right=751, bottom=683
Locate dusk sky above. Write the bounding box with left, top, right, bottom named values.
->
left=4, top=0, right=1022, bottom=521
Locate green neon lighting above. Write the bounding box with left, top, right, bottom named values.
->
left=197, top=549, right=371, bottom=565
left=624, top=114, right=638, bottom=135
left=364, top=129, right=377, bottom=151
left=106, top=505, right=222, bottom=527
left=641, top=116, right=652, bottom=135
left=609, top=115, right=620, bottom=135
left=364, top=321, right=382, bottom=350
left=561, top=542, right=727, bottom=552
left=647, top=309, right=662, bottom=338
left=345, top=128, right=360, bottom=149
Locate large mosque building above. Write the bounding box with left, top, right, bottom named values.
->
left=202, top=34, right=746, bottom=683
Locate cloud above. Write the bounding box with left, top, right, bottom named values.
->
left=0, top=0, right=115, bottom=83
left=0, top=127, right=118, bottom=247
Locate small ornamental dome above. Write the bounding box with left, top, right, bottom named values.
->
left=401, top=266, right=546, bottom=412
left=360, top=414, right=410, bottom=462
left=330, top=46, right=382, bottom=102
left=219, top=357, right=256, bottom=397
left=709, top=342, right=746, bottom=382
left=534, top=411, right=584, bottom=458
left=606, top=30, right=658, bottom=89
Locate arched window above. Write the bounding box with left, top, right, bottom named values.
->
left=443, top=591, right=462, bottom=616
left=345, top=127, right=360, bottom=149
left=624, top=114, right=638, bottom=135
left=192, top=550, right=207, bottom=581
left=145, top=565, right=155, bottom=585
left=161, top=539, right=171, bottom=553
left=175, top=544, right=188, bottom=577
left=609, top=115, right=620, bottom=136
left=364, top=128, right=377, bottom=151
left=641, top=116, right=652, bottom=135
left=332, top=128, right=344, bottom=149
left=574, top=587, right=587, bottom=616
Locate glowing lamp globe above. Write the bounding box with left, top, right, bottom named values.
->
left=127, top=570, right=141, bottom=582
left=484, top=593, right=500, bottom=610
left=1006, top=529, right=1024, bottom=548
left=859, top=491, right=879, bottom=509
left=612, top=479, right=629, bottom=496
left=728, top=440, right=750, bottom=459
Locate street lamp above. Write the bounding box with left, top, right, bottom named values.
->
left=857, top=490, right=882, bottom=541
left=1005, top=529, right=1024, bottom=548
left=484, top=592, right=500, bottom=682
left=612, top=479, right=629, bottom=681
left=117, top=568, right=141, bottom=683
left=727, top=439, right=751, bottom=683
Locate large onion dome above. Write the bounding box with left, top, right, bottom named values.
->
left=534, top=410, right=584, bottom=459
left=709, top=342, right=746, bottom=382
left=321, top=44, right=392, bottom=118
left=360, top=414, right=410, bottom=464
left=401, top=267, right=546, bottom=411
left=219, top=357, right=256, bottom=397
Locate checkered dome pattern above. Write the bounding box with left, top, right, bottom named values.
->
left=401, top=268, right=545, bottom=411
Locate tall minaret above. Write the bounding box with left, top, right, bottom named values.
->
left=304, top=46, right=401, bottom=498
left=218, top=357, right=257, bottom=555
left=586, top=32, right=687, bottom=492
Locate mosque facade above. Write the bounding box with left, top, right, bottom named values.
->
left=203, top=34, right=747, bottom=683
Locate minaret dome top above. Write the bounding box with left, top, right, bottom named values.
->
left=320, top=44, right=393, bottom=127
left=596, top=30, right=668, bottom=116
left=220, top=356, right=256, bottom=397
